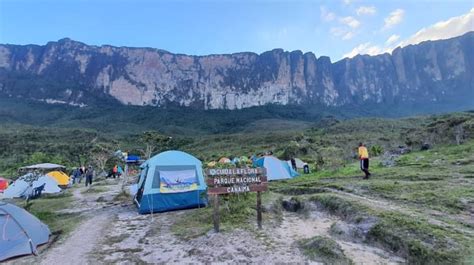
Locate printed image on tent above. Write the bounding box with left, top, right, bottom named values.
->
left=218, top=157, right=231, bottom=164
left=3, top=179, right=31, bottom=199
left=32, top=176, right=61, bottom=194
left=254, top=156, right=299, bottom=181
left=46, top=171, right=70, bottom=187
left=0, top=202, right=50, bottom=261
left=287, top=158, right=307, bottom=169
left=0, top=178, right=9, bottom=192
left=134, top=151, right=208, bottom=214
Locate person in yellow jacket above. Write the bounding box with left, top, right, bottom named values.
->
left=358, top=142, right=371, bottom=179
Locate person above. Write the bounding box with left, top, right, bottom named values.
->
left=117, top=165, right=123, bottom=177
left=358, top=142, right=371, bottom=179
left=79, top=165, right=85, bottom=183
left=72, top=167, right=81, bottom=184
left=85, top=165, right=94, bottom=187
left=112, top=165, right=118, bottom=179
left=290, top=158, right=297, bottom=171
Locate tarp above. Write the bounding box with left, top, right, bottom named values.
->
left=287, top=158, right=308, bottom=169
left=46, top=171, right=70, bottom=186
left=32, top=176, right=61, bottom=194
left=0, top=202, right=50, bottom=261
left=0, top=178, right=8, bottom=192
left=135, top=150, right=207, bottom=214
left=3, top=180, right=31, bottom=199
left=19, top=163, right=65, bottom=171
left=254, top=156, right=299, bottom=181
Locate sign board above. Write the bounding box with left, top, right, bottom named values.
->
left=205, top=167, right=268, bottom=195
left=205, top=167, right=268, bottom=232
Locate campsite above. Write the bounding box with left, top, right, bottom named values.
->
left=1, top=1, right=474, bottom=264
left=0, top=111, right=472, bottom=264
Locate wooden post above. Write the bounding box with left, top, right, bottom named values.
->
left=257, top=191, right=262, bottom=229
left=213, top=194, right=220, bottom=233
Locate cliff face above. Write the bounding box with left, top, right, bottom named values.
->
left=0, top=32, right=472, bottom=109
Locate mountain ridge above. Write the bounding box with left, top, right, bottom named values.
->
left=0, top=32, right=472, bottom=110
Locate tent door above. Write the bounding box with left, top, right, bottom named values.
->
left=135, top=166, right=148, bottom=204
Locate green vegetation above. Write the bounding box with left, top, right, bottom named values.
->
left=1, top=97, right=473, bottom=263
left=22, top=191, right=82, bottom=236
left=298, top=236, right=353, bottom=265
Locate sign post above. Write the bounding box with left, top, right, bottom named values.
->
left=205, top=167, right=268, bottom=232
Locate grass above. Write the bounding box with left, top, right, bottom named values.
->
left=22, top=191, right=82, bottom=235
left=298, top=236, right=353, bottom=265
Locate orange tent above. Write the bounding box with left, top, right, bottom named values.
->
left=0, top=178, right=9, bottom=192
left=218, top=157, right=231, bottom=164
left=46, top=171, right=70, bottom=187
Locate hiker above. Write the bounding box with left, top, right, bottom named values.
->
left=358, top=142, right=371, bottom=179
left=85, top=165, right=94, bottom=187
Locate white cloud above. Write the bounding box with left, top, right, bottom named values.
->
left=385, top=34, right=400, bottom=45
left=331, top=27, right=356, bottom=40
left=356, top=6, right=376, bottom=16
left=320, top=6, right=336, bottom=22
left=340, top=16, right=361, bottom=28
left=343, top=42, right=383, bottom=58
left=383, top=9, right=405, bottom=30
left=342, top=31, right=355, bottom=40
left=343, top=0, right=352, bottom=5
left=398, top=8, right=474, bottom=47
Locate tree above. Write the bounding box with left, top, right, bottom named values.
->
left=139, top=131, right=172, bottom=159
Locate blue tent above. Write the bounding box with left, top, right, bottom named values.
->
left=134, top=150, right=208, bottom=214
left=254, top=156, right=299, bottom=180
left=0, top=202, right=50, bottom=261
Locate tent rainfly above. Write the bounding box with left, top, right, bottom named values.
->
left=0, top=202, right=50, bottom=261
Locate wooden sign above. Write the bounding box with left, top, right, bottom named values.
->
left=205, top=167, right=268, bottom=232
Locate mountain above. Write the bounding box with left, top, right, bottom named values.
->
left=0, top=32, right=472, bottom=110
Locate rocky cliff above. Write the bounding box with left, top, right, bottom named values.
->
left=0, top=32, right=472, bottom=109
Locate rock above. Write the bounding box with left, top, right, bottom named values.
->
left=281, top=197, right=304, bottom=212
left=421, top=143, right=431, bottom=151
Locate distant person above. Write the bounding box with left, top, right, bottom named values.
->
left=290, top=158, right=297, bottom=171
left=117, top=165, right=123, bottom=177
left=303, top=164, right=310, bottom=174
left=85, top=165, right=94, bottom=187
left=112, top=165, right=118, bottom=178
left=358, top=143, right=371, bottom=179
left=72, top=168, right=81, bottom=184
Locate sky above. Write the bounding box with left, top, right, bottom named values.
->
left=0, top=0, right=473, bottom=61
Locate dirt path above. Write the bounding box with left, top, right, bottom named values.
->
left=39, top=181, right=123, bottom=264
left=272, top=212, right=404, bottom=264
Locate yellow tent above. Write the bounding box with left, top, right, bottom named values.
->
left=207, top=161, right=217, bottom=167
left=46, top=171, right=70, bottom=186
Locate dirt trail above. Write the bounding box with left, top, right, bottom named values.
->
left=273, top=212, right=404, bottom=265
left=39, top=181, right=123, bottom=264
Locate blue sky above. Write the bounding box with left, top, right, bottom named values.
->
left=0, top=0, right=472, bottom=61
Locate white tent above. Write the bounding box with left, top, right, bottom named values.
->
left=3, top=180, right=31, bottom=198
left=19, top=163, right=65, bottom=171
left=287, top=158, right=307, bottom=169
left=32, top=176, right=61, bottom=194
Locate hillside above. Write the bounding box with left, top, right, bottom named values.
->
left=0, top=32, right=473, bottom=110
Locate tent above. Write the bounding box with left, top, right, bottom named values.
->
left=218, top=157, right=231, bottom=164
left=19, top=163, right=65, bottom=171
left=207, top=161, right=217, bottom=167
left=32, top=176, right=61, bottom=194
left=254, top=156, right=299, bottom=181
left=46, top=171, right=70, bottom=187
left=0, top=202, right=50, bottom=261
left=3, top=180, right=31, bottom=199
left=134, top=151, right=208, bottom=214
left=240, top=156, right=250, bottom=164
left=0, top=178, right=8, bottom=192
left=287, top=158, right=308, bottom=169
